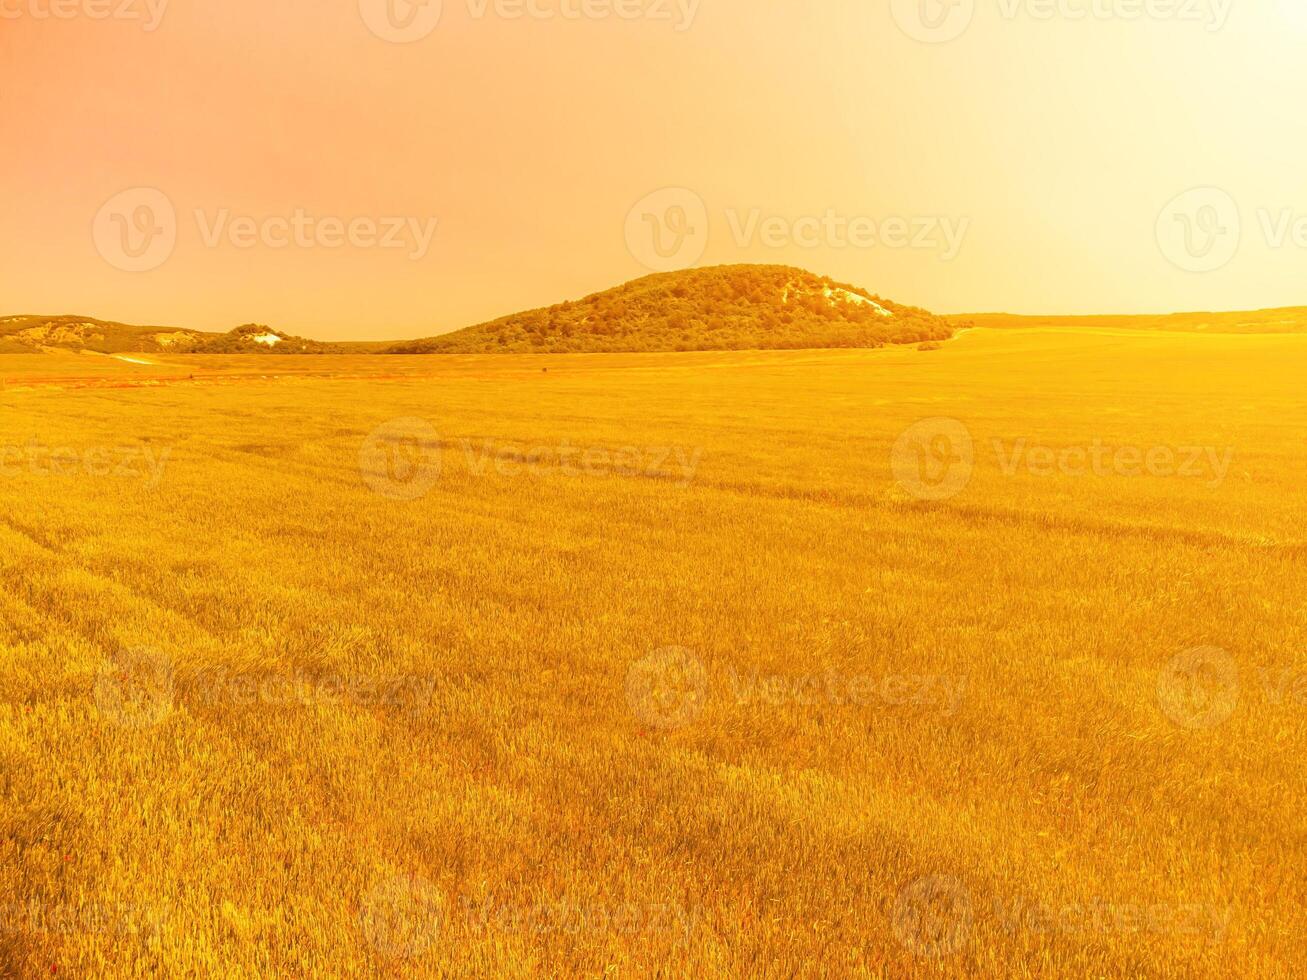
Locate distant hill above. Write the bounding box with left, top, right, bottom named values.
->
left=0, top=314, right=181, bottom=354
left=385, top=266, right=956, bottom=354
left=0, top=316, right=340, bottom=354
left=952, top=309, right=1307, bottom=333
left=12, top=281, right=1307, bottom=358
left=185, top=324, right=342, bottom=354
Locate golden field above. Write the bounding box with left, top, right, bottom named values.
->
left=2, top=328, right=1306, bottom=977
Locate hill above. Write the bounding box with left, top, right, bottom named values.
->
left=185, top=324, right=342, bottom=354
left=13, top=283, right=1307, bottom=358
left=951, top=308, right=1307, bottom=333
left=0, top=316, right=340, bottom=354
left=384, top=266, right=956, bottom=354
left=0, top=314, right=187, bottom=354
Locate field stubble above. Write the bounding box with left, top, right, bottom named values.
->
left=1, top=328, right=1305, bottom=976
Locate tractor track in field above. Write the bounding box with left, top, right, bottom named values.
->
left=0, top=371, right=433, bottom=392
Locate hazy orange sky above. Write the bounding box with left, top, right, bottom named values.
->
left=3, top=0, right=1307, bottom=339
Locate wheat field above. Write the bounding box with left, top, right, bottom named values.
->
left=3, top=328, right=1305, bottom=977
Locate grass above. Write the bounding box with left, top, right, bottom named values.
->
left=954, top=308, right=1307, bottom=333
left=1, top=327, right=1305, bottom=976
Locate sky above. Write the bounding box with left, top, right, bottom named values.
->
left=3, top=0, right=1307, bottom=340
